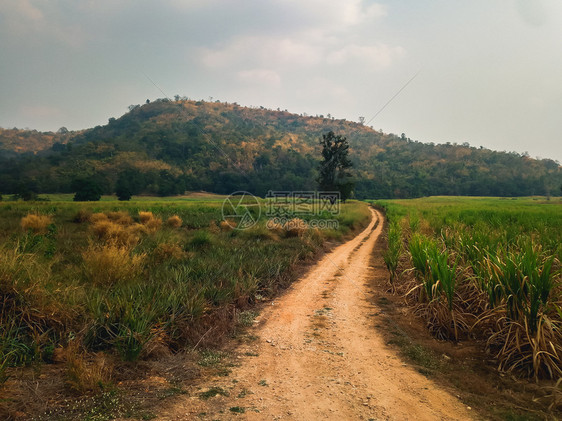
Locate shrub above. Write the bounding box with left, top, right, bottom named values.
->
left=138, top=211, right=154, bottom=224
left=208, top=221, right=220, bottom=233
left=266, top=220, right=285, bottom=237
left=139, top=211, right=162, bottom=232
left=82, top=245, right=145, bottom=286
left=89, top=212, right=109, bottom=224
left=72, top=209, right=92, bottom=223
left=72, top=178, right=103, bottom=202
left=154, top=243, right=186, bottom=262
left=166, top=215, right=183, bottom=228
left=127, top=223, right=149, bottom=237
left=190, top=230, right=213, bottom=247
left=20, top=213, right=53, bottom=234
left=65, top=346, right=113, bottom=393
left=91, top=220, right=139, bottom=247
left=219, top=220, right=235, bottom=231
left=285, top=218, right=308, bottom=237
left=106, top=211, right=133, bottom=226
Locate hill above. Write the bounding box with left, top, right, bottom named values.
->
left=0, top=127, right=76, bottom=158
left=0, top=98, right=560, bottom=199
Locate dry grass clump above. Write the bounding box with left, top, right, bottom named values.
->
left=82, top=244, right=145, bottom=286
left=65, top=344, right=113, bottom=393
left=89, top=212, right=109, bottom=224
left=208, top=221, right=220, bottom=233
left=106, top=211, right=133, bottom=225
left=138, top=211, right=155, bottom=224
left=166, top=215, right=183, bottom=228
left=20, top=213, right=53, bottom=234
left=219, top=220, right=236, bottom=231
left=91, top=220, right=139, bottom=247
left=266, top=220, right=285, bottom=236
left=154, top=243, right=186, bottom=262
left=88, top=211, right=159, bottom=245
left=139, top=211, right=162, bottom=232
left=306, top=226, right=324, bottom=245
left=285, top=218, right=308, bottom=237
left=127, top=223, right=149, bottom=237
left=72, top=209, right=92, bottom=223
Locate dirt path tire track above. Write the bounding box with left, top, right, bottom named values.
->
left=160, top=208, right=473, bottom=420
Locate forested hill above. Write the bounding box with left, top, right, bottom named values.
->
left=0, top=98, right=560, bottom=199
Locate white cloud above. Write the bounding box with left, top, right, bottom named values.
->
left=0, top=0, right=43, bottom=21
left=0, top=0, right=84, bottom=47
left=198, top=1, right=399, bottom=76
left=201, top=36, right=404, bottom=75
left=238, top=69, right=281, bottom=86
left=515, top=0, right=547, bottom=26
left=200, top=36, right=324, bottom=69
left=339, top=1, right=387, bottom=25
left=279, top=0, right=386, bottom=28
left=326, top=44, right=405, bottom=68
left=297, top=77, right=352, bottom=103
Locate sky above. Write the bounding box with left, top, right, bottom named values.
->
left=1, top=0, right=561, bottom=162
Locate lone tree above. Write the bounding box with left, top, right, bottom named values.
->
left=317, top=131, right=354, bottom=202
left=72, top=177, right=103, bottom=202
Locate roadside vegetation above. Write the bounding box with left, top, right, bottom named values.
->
left=0, top=196, right=370, bottom=418
left=372, top=196, right=562, bottom=381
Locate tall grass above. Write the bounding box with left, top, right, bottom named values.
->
left=0, top=199, right=371, bottom=373
left=374, top=197, right=562, bottom=378
left=382, top=221, right=402, bottom=284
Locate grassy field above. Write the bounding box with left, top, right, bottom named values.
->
left=371, top=196, right=562, bottom=380
left=0, top=196, right=370, bottom=406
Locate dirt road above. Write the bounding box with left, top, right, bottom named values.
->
left=159, top=208, right=473, bottom=420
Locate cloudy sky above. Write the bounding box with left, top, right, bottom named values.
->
left=1, top=0, right=561, bottom=162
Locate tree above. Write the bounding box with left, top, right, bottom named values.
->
left=15, top=179, right=38, bottom=201
left=317, top=131, right=354, bottom=202
left=115, top=169, right=144, bottom=201
left=115, top=178, right=133, bottom=201
left=72, top=177, right=102, bottom=201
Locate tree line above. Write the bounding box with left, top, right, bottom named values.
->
left=0, top=99, right=560, bottom=200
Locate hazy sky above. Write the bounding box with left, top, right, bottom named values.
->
left=1, top=0, right=561, bottom=162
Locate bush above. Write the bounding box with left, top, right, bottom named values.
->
left=139, top=211, right=162, bottom=232
left=106, top=211, right=133, bottom=226
left=82, top=245, right=145, bottom=286
left=91, top=220, right=139, bottom=247
left=285, top=218, right=308, bottom=237
left=154, top=243, right=186, bottom=262
left=138, top=211, right=155, bottom=224
left=190, top=230, right=213, bottom=247
left=72, top=209, right=92, bottom=223
left=166, top=215, right=182, bottom=228
left=65, top=346, right=113, bottom=392
left=20, top=213, right=53, bottom=234
left=219, top=220, right=235, bottom=231
left=72, top=178, right=103, bottom=202
left=89, top=212, right=109, bottom=223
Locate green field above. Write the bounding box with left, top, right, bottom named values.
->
left=0, top=197, right=370, bottom=390
left=372, top=196, right=562, bottom=379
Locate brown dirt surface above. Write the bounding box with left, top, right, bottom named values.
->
left=157, top=208, right=474, bottom=420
